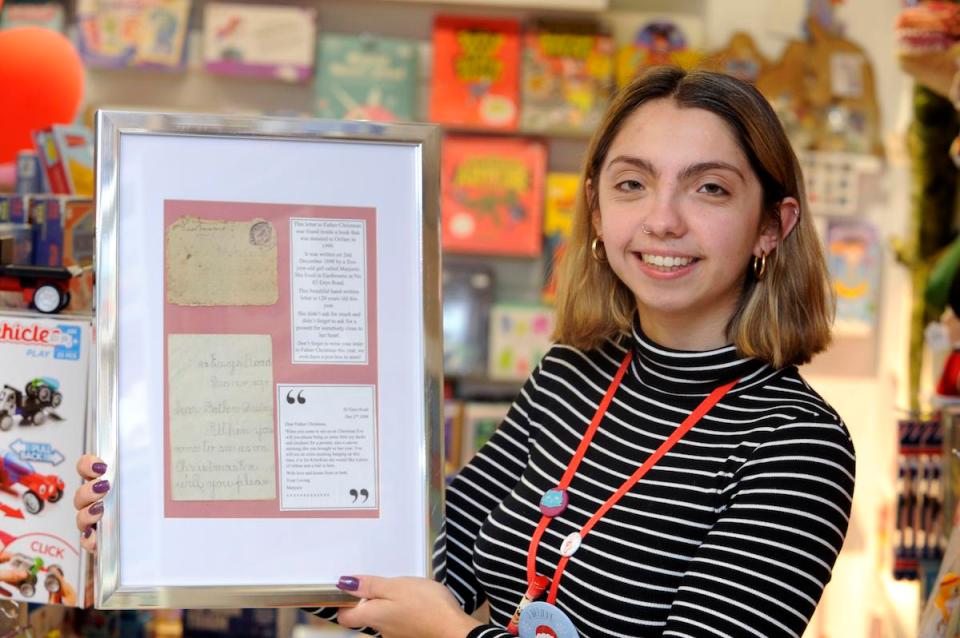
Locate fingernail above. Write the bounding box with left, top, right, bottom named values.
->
left=88, top=502, right=103, bottom=516
left=82, top=527, right=93, bottom=539
left=337, top=576, right=359, bottom=591
left=92, top=480, right=110, bottom=494
left=92, top=462, right=107, bottom=475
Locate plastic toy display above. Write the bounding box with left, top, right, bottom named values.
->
left=0, top=312, right=90, bottom=606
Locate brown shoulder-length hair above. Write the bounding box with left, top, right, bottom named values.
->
left=553, top=66, right=834, bottom=368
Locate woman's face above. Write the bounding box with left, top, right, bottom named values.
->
left=592, top=99, right=776, bottom=337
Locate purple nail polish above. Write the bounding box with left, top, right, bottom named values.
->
left=337, top=576, right=359, bottom=591
left=83, top=527, right=93, bottom=538
left=88, top=502, right=103, bottom=516
left=92, top=462, right=107, bottom=475
left=93, top=480, right=110, bottom=494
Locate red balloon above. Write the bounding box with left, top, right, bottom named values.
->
left=0, top=27, right=84, bottom=163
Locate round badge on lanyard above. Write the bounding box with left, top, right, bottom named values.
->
left=518, top=601, right=579, bottom=638
left=539, top=488, right=569, bottom=517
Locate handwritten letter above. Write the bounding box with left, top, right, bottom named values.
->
left=168, top=334, right=277, bottom=501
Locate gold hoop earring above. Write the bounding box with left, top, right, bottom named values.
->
left=591, top=237, right=607, bottom=263
left=752, top=252, right=767, bottom=281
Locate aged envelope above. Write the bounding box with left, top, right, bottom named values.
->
left=166, top=216, right=278, bottom=306
left=168, top=333, right=277, bottom=501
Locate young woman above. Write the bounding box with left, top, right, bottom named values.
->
left=74, top=67, right=855, bottom=638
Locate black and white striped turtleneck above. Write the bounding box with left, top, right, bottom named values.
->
left=313, top=318, right=856, bottom=637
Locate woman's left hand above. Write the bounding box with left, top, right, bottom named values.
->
left=336, top=575, right=482, bottom=638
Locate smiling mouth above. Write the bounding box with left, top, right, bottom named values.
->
left=637, top=253, right=699, bottom=272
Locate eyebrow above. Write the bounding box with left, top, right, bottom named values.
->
left=605, top=155, right=747, bottom=184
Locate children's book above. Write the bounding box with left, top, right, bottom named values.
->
left=0, top=2, right=65, bottom=30
left=520, top=20, right=614, bottom=134
left=430, top=15, right=521, bottom=130
left=203, top=2, right=316, bottom=83
left=132, top=0, right=191, bottom=68
left=541, top=172, right=579, bottom=303
left=441, top=135, right=546, bottom=256
left=75, top=0, right=190, bottom=70
left=315, top=33, right=418, bottom=122
left=50, top=126, right=94, bottom=198
left=443, top=262, right=495, bottom=378
left=487, top=303, right=554, bottom=382
left=32, top=130, right=69, bottom=196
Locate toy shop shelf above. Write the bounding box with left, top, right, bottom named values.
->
left=375, top=0, right=608, bottom=12
left=439, top=123, right=594, bottom=142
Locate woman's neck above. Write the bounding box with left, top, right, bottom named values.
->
left=637, top=309, right=732, bottom=352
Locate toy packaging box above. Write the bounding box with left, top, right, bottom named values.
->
left=0, top=312, right=90, bottom=607
left=27, top=196, right=64, bottom=267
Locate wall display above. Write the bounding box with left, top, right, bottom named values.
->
left=797, top=150, right=883, bottom=216
left=94, top=111, right=442, bottom=608
left=0, top=311, right=91, bottom=607
left=430, top=15, right=521, bottom=130
left=487, top=303, right=554, bottom=382
left=440, top=135, right=546, bottom=257
left=203, top=3, right=316, bottom=83
left=314, top=33, right=418, bottom=122
left=700, top=31, right=769, bottom=84
left=756, top=18, right=883, bottom=155
left=520, top=20, right=614, bottom=134
left=75, top=0, right=191, bottom=70
left=827, top=219, right=881, bottom=336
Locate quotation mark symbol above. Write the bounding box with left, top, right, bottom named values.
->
left=349, top=488, right=370, bottom=503
left=285, top=390, right=306, bottom=405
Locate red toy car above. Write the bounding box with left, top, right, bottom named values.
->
left=0, top=453, right=63, bottom=515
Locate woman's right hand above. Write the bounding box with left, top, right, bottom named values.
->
left=73, top=454, right=109, bottom=555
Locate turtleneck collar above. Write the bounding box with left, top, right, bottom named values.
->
left=627, top=315, right=770, bottom=396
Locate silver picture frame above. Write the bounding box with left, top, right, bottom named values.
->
left=95, top=110, right=443, bottom=609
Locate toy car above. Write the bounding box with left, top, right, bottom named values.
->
left=0, top=378, right=62, bottom=430
left=6, top=553, right=42, bottom=597
left=25, top=378, right=61, bottom=408
left=0, top=453, right=63, bottom=515
left=0, top=264, right=83, bottom=314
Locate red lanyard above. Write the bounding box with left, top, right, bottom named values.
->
left=525, top=349, right=738, bottom=604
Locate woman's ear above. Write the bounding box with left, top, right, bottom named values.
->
left=754, top=197, right=800, bottom=256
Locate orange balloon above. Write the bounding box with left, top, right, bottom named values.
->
left=0, top=27, right=84, bottom=163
